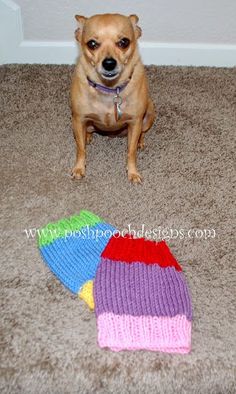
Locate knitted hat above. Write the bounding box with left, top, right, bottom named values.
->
left=38, top=210, right=116, bottom=307
left=94, top=235, right=192, bottom=353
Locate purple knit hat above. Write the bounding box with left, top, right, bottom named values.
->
left=94, top=235, right=193, bottom=353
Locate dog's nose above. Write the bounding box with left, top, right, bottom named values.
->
left=102, top=57, right=117, bottom=71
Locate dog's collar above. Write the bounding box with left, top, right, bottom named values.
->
left=87, top=76, right=130, bottom=95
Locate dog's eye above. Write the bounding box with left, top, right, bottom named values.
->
left=87, top=40, right=100, bottom=50
left=117, top=38, right=130, bottom=49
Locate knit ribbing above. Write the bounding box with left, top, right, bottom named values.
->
left=95, top=260, right=192, bottom=319
left=101, top=235, right=182, bottom=271
left=97, top=313, right=191, bottom=353
left=38, top=210, right=102, bottom=247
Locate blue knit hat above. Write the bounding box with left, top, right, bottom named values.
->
left=38, top=210, right=116, bottom=303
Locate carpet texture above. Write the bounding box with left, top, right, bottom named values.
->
left=0, top=64, right=235, bottom=393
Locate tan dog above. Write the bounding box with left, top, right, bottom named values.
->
left=71, top=13, right=155, bottom=183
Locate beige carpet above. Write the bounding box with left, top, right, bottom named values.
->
left=0, top=64, right=235, bottom=393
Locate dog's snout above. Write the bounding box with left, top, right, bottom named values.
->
left=102, top=57, right=117, bottom=71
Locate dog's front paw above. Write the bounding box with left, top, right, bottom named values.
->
left=71, top=166, right=85, bottom=180
left=138, top=141, right=145, bottom=150
left=128, top=172, right=142, bottom=184
left=86, top=132, right=93, bottom=145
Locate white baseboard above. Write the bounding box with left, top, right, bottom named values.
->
left=1, top=0, right=236, bottom=67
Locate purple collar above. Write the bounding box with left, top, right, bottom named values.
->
left=87, top=77, right=129, bottom=95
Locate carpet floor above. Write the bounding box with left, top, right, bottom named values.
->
left=0, top=64, right=235, bottom=394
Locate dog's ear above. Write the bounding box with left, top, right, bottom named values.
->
left=74, top=15, right=87, bottom=42
left=129, top=14, right=142, bottom=39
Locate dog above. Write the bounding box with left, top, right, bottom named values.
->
left=71, top=13, right=155, bottom=183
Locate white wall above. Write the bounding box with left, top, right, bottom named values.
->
left=1, top=0, right=236, bottom=65
left=15, top=0, right=236, bottom=44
